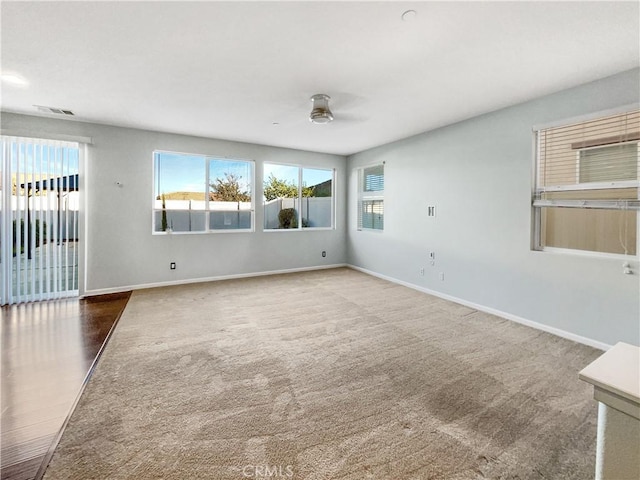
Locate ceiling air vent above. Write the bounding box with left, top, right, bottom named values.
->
left=34, top=105, right=75, bottom=116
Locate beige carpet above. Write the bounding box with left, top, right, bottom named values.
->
left=42, top=268, right=601, bottom=479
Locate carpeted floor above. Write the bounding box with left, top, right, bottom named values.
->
left=42, top=268, right=601, bottom=479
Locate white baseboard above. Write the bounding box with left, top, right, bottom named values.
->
left=83, top=263, right=348, bottom=298
left=84, top=262, right=610, bottom=351
left=348, top=264, right=611, bottom=351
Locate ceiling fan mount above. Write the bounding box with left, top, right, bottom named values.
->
left=309, top=94, right=334, bottom=124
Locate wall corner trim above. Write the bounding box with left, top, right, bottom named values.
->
left=348, top=264, right=612, bottom=352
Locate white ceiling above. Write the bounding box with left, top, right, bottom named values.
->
left=1, top=1, right=638, bottom=156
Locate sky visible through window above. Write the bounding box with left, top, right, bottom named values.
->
left=264, top=163, right=294, bottom=184
left=9, top=143, right=79, bottom=177
left=303, top=167, right=332, bottom=189
left=264, top=163, right=331, bottom=188
left=155, top=153, right=205, bottom=196
left=155, top=152, right=331, bottom=199
left=210, top=158, right=253, bottom=195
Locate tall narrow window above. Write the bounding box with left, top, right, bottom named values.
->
left=154, top=153, right=206, bottom=233
left=358, top=164, right=384, bottom=230
left=153, top=151, right=254, bottom=233
left=263, top=163, right=334, bottom=230
left=209, top=159, right=253, bottom=230
left=533, top=110, right=639, bottom=255
left=302, top=168, right=333, bottom=228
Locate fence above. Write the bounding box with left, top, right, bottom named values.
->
left=264, top=197, right=332, bottom=229
left=6, top=193, right=79, bottom=242
left=153, top=200, right=252, bottom=232
left=154, top=198, right=333, bottom=231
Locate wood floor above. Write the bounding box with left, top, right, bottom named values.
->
left=0, top=292, right=131, bottom=480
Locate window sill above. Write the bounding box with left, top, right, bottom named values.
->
left=264, top=227, right=335, bottom=233
left=533, top=246, right=638, bottom=261
left=152, top=229, right=255, bottom=235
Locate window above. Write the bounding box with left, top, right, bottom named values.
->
left=153, top=151, right=253, bottom=233
left=358, top=164, right=384, bottom=230
left=263, top=163, right=334, bottom=230
left=533, top=110, right=639, bottom=255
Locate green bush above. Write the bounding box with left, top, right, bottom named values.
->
left=277, top=208, right=310, bottom=229
left=278, top=208, right=297, bottom=229
left=13, top=219, right=47, bottom=256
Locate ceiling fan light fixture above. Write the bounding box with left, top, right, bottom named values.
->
left=309, top=94, right=334, bottom=124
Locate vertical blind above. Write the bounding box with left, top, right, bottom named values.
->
left=1, top=136, right=80, bottom=305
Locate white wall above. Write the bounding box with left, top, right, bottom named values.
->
left=1, top=113, right=347, bottom=293
left=347, top=68, right=640, bottom=347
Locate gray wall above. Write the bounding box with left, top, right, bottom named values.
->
left=347, top=68, right=640, bottom=347
left=1, top=113, right=347, bottom=293
left=3, top=69, right=638, bottom=347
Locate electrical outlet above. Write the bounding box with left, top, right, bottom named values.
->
left=322, top=251, right=327, bottom=258
left=439, top=272, right=445, bottom=281
left=170, top=262, right=176, bottom=270
left=420, top=268, right=425, bottom=276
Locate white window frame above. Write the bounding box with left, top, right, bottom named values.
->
left=262, top=162, right=336, bottom=232
left=531, top=108, right=640, bottom=258
left=357, top=163, right=384, bottom=231
left=152, top=150, right=255, bottom=234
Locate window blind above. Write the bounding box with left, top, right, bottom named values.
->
left=534, top=110, right=640, bottom=210
left=363, top=165, right=384, bottom=192
left=358, top=164, right=384, bottom=230
left=1, top=136, right=80, bottom=305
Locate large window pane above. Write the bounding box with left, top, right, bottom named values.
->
left=154, top=210, right=206, bottom=233
left=209, top=159, right=253, bottom=230
left=263, top=164, right=299, bottom=229
left=540, top=189, right=637, bottom=255
left=154, top=152, right=206, bottom=232
left=302, top=168, right=333, bottom=228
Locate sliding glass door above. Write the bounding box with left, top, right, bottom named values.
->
left=0, top=136, right=81, bottom=305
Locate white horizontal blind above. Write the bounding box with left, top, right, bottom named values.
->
left=579, top=143, right=637, bottom=183
left=358, top=164, right=384, bottom=230
left=1, top=136, right=80, bottom=305
left=363, top=165, right=384, bottom=192
left=534, top=109, right=640, bottom=210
